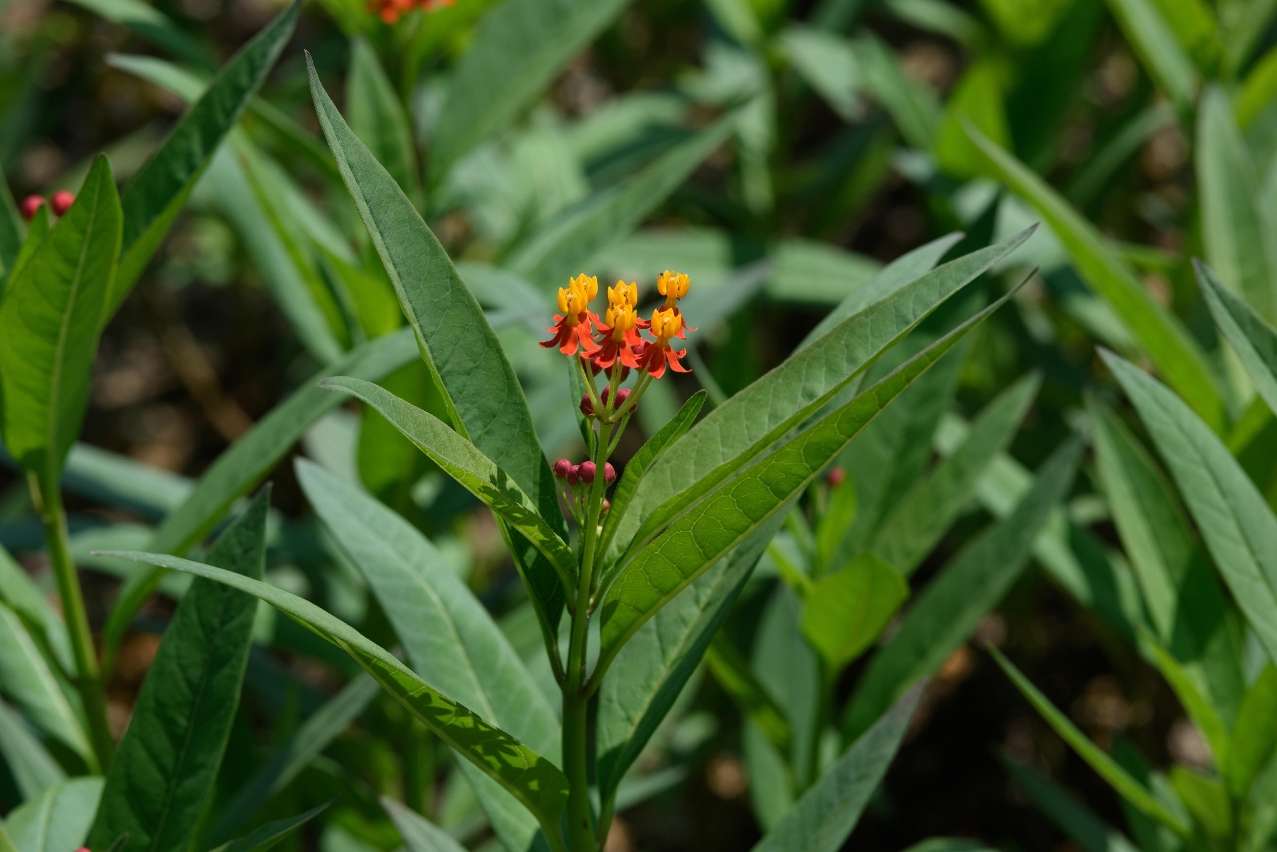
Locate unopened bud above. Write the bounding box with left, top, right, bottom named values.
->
left=567, top=465, right=580, bottom=485
left=579, top=461, right=597, bottom=483
left=580, top=394, right=594, bottom=417
left=50, top=191, right=75, bottom=216
left=20, top=195, right=44, bottom=221
left=827, top=467, right=846, bottom=487
left=615, top=388, right=632, bottom=408
left=601, top=498, right=611, bottom=514
left=553, top=459, right=572, bottom=479
left=604, top=462, right=616, bottom=484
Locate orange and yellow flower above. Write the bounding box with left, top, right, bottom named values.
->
left=655, top=270, right=695, bottom=338
left=541, top=274, right=600, bottom=356
left=592, top=281, right=646, bottom=369
left=636, top=307, right=690, bottom=378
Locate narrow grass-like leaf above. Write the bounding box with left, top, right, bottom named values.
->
left=1170, top=766, right=1231, bottom=839
left=1197, top=87, right=1277, bottom=322
left=382, top=798, right=468, bottom=852
left=870, top=372, right=1039, bottom=576
left=0, top=701, right=65, bottom=801
left=4, top=777, right=103, bottom=852
left=212, top=801, right=333, bottom=852
left=611, top=228, right=1034, bottom=564
left=1226, top=665, right=1277, bottom=798
left=968, top=128, right=1225, bottom=432
left=429, top=0, right=632, bottom=175
left=802, top=553, right=909, bottom=670
left=992, top=647, right=1190, bottom=835
left=209, top=674, right=379, bottom=843
left=0, top=156, right=121, bottom=487
left=0, top=604, right=91, bottom=765
left=63, top=0, right=210, bottom=67
left=1140, top=633, right=1229, bottom=772
left=0, top=546, right=70, bottom=679
left=705, top=634, right=794, bottom=754
left=842, top=437, right=1082, bottom=741
left=348, top=40, right=419, bottom=200
left=113, top=1, right=299, bottom=304
left=103, top=329, right=418, bottom=659
left=89, top=491, right=269, bottom=852
left=1102, top=0, right=1198, bottom=110
left=1102, top=349, right=1277, bottom=666
left=750, top=684, right=925, bottom=852
left=1001, top=755, right=1142, bottom=852
left=506, top=112, right=738, bottom=290
left=318, top=377, right=575, bottom=587
left=778, top=26, right=860, bottom=121
left=599, top=291, right=1017, bottom=672
left=94, top=550, right=571, bottom=835
left=1198, top=260, right=1277, bottom=416
left=308, top=58, right=567, bottom=627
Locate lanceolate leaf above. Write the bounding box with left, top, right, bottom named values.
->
left=382, top=798, right=468, bottom=852
left=113, top=0, right=299, bottom=305
left=598, top=291, right=1018, bottom=672
left=4, top=777, right=103, bottom=852
left=0, top=170, right=23, bottom=284
left=0, top=700, right=65, bottom=801
left=318, top=377, right=576, bottom=587
left=610, top=227, right=1034, bottom=564
left=750, top=684, right=925, bottom=852
left=992, top=647, right=1191, bottom=836
left=0, top=604, right=91, bottom=765
left=103, top=328, right=418, bottom=660
left=869, top=372, right=1039, bottom=576
left=505, top=112, right=738, bottom=290
left=89, top=491, right=269, bottom=852
left=1103, top=0, right=1199, bottom=111
left=429, top=0, right=633, bottom=176
left=0, top=156, right=121, bottom=487
left=1102, top=349, right=1277, bottom=668
left=802, top=553, right=909, bottom=670
left=842, top=437, right=1082, bottom=741
left=1001, top=755, right=1142, bottom=852
left=968, top=127, right=1226, bottom=432
left=213, top=801, right=333, bottom=852
left=307, top=57, right=566, bottom=628
left=96, top=550, right=571, bottom=833
left=1198, top=260, right=1277, bottom=417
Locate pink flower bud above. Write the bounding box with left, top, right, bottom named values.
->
left=580, top=394, right=594, bottom=417
left=20, top=195, right=44, bottom=221
left=604, top=462, right=616, bottom=484
left=600, top=387, right=611, bottom=406
left=579, top=461, right=597, bottom=483
left=50, top=191, right=75, bottom=216
left=827, top=467, right=846, bottom=487
left=567, top=465, right=580, bottom=485
left=601, top=498, right=611, bottom=514
left=553, top=459, right=572, bottom=479
left=615, top=388, right=632, bottom=408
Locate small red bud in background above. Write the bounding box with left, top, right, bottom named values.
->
left=50, top=191, right=75, bottom=216
left=604, top=462, right=616, bottom=484
left=580, top=394, right=594, bottom=417
left=579, top=461, right=597, bottom=483
left=20, top=195, right=44, bottom=221
left=553, top=459, right=572, bottom=479
left=567, top=465, right=580, bottom=485
left=601, top=498, right=611, bottom=514
left=827, top=467, right=846, bottom=487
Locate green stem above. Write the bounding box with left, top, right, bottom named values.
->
left=30, top=473, right=114, bottom=770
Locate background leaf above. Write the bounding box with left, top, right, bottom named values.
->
left=4, top=777, right=103, bottom=852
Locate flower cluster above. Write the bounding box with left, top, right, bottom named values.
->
left=541, top=270, right=695, bottom=380
left=368, top=0, right=452, bottom=25
left=553, top=458, right=616, bottom=526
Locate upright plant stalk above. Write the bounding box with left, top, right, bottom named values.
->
left=30, top=473, right=114, bottom=769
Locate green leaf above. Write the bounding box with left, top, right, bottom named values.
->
left=94, top=549, right=571, bottom=837
left=89, top=491, right=269, bottom=852
left=0, top=701, right=65, bottom=801
left=705, top=633, right=794, bottom=755
left=6, top=207, right=51, bottom=294
left=308, top=57, right=567, bottom=629
left=1237, top=45, right=1277, bottom=129
left=777, top=26, right=860, bottom=121
left=0, top=603, right=91, bottom=766
left=0, top=156, right=121, bottom=487
left=1227, top=665, right=1277, bottom=798
left=0, top=545, right=71, bottom=676
left=0, top=169, right=23, bottom=285
left=749, top=684, right=925, bottom=852
left=428, top=0, right=633, bottom=176
left=991, top=647, right=1190, bottom=836
left=348, top=40, right=419, bottom=201
left=505, top=112, right=739, bottom=290
left=851, top=33, right=940, bottom=150
left=1101, top=349, right=1277, bottom=667
left=0, top=822, right=15, bottom=852
left=4, top=777, right=103, bottom=852
left=934, top=59, right=1011, bottom=178
left=968, top=127, right=1226, bottom=433
left=1089, top=395, right=1242, bottom=723
left=1001, top=755, right=1142, bottom=852
left=62, top=0, right=211, bottom=67
left=1198, top=260, right=1277, bottom=417
left=382, top=797, right=468, bottom=852
left=1102, top=0, right=1198, bottom=110
left=599, top=291, right=1018, bottom=673
left=113, top=0, right=299, bottom=305
left=610, top=228, right=1033, bottom=564
left=103, top=329, right=418, bottom=661
left=870, top=372, right=1039, bottom=577
left=1169, top=766, right=1231, bottom=839
left=1196, top=86, right=1277, bottom=322
left=209, top=674, right=380, bottom=843
left=1140, top=632, right=1229, bottom=773
left=318, top=377, right=576, bottom=588
left=842, top=437, right=1082, bottom=741
left=594, top=513, right=782, bottom=803
left=212, top=801, right=333, bottom=852
left=598, top=390, right=707, bottom=558
left=802, top=553, right=909, bottom=670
